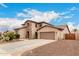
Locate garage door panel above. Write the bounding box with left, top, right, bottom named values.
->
left=40, top=32, right=55, bottom=39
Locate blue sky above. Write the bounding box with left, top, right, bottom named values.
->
left=0, top=3, right=79, bottom=31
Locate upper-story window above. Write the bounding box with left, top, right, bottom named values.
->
left=40, top=24, right=42, bottom=27
left=35, top=23, right=37, bottom=27
left=27, top=23, right=29, bottom=26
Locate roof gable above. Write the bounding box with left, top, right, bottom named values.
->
left=37, top=25, right=63, bottom=31
left=14, top=26, right=27, bottom=30
left=22, top=20, right=54, bottom=26
left=57, top=25, right=71, bottom=34
left=22, top=20, right=37, bottom=25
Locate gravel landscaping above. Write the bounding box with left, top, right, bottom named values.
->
left=22, top=40, right=79, bottom=56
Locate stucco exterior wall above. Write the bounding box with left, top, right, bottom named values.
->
left=17, top=28, right=27, bottom=39
left=61, top=27, right=69, bottom=39
left=37, top=26, right=63, bottom=40
left=15, top=21, right=64, bottom=40
left=58, top=32, right=64, bottom=40
left=75, top=32, right=79, bottom=40
left=62, top=27, right=69, bottom=34
left=31, top=22, right=37, bottom=39
left=22, top=21, right=33, bottom=39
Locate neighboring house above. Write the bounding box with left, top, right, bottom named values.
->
left=14, top=20, right=63, bottom=40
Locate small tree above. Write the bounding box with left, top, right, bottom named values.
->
left=73, top=28, right=78, bottom=32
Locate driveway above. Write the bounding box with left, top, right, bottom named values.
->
left=23, top=40, right=79, bottom=56
left=0, top=39, right=56, bottom=56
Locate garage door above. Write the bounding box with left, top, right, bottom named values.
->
left=40, top=32, right=55, bottom=39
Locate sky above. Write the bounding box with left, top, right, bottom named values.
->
left=0, top=3, right=79, bottom=31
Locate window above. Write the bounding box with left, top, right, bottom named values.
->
left=40, top=24, right=42, bottom=27
left=27, top=23, right=29, bottom=26
left=35, top=23, right=37, bottom=27
left=35, top=32, right=38, bottom=39
left=27, top=31, right=29, bottom=38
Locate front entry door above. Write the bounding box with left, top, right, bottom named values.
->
left=27, top=31, right=29, bottom=38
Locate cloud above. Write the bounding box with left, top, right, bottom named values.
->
left=67, top=22, right=76, bottom=31
left=0, top=18, right=24, bottom=29
left=17, top=13, right=26, bottom=17
left=69, top=6, right=77, bottom=11
left=17, top=9, right=60, bottom=22
left=16, top=8, right=75, bottom=27
left=58, top=10, right=74, bottom=19
left=76, top=24, right=79, bottom=30
left=0, top=8, right=76, bottom=31
left=0, top=9, right=60, bottom=31
left=59, top=11, right=70, bottom=15
left=0, top=3, right=8, bottom=8
left=67, top=22, right=79, bottom=31
left=63, top=15, right=72, bottom=19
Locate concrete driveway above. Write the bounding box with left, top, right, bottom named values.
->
left=0, top=39, right=56, bottom=56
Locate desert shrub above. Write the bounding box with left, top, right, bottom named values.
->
left=3, top=32, right=18, bottom=40
left=0, top=36, right=3, bottom=40
left=3, top=31, right=15, bottom=41
left=0, top=31, right=20, bottom=42
left=2, top=36, right=10, bottom=41
left=14, top=33, right=20, bottom=39
left=0, top=33, right=1, bottom=36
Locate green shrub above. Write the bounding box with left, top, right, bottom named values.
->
left=3, top=36, right=10, bottom=41
left=3, top=31, right=16, bottom=41
left=0, top=31, right=20, bottom=42
left=0, top=36, right=3, bottom=40
left=14, top=33, right=20, bottom=39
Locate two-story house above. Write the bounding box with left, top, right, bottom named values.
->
left=14, top=20, right=64, bottom=40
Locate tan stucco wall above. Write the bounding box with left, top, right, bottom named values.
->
left=31, top=22, right=37, bottom=39
left=75, top=32, right=79, bottom=40
left=17, top=28, right=27, bottom=39
left=62, top=27, right=69, bottom=34
left=61, top=27, right=70, bottom=39
left=37, top=26, right=63, bottom=40
left=16, top=21, right=64, bottom=39
left=22, top=22, right=33, bottom=39
left=16, top=22, right=38, bottom=39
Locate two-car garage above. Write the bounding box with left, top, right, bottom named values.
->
left=37, top=25, right=63, bottom=40
left=40, top=32, right=55, bottom=39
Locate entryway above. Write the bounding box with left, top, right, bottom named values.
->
left=27, top=31, right=29, bottom=38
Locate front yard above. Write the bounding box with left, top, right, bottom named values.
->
left=1, top=39, right=79, bottom=56
left=0, top=39, right=55, bottom=56
left=22, top=40, right=79, bottom=56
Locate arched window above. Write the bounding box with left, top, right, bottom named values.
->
left=27, top=23, right=29, bottom=26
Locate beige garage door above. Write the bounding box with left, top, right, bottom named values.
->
left=40, top=32, right=55, bottom=39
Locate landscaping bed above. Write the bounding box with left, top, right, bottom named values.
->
left=0, top=31, right=20, bottom=44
